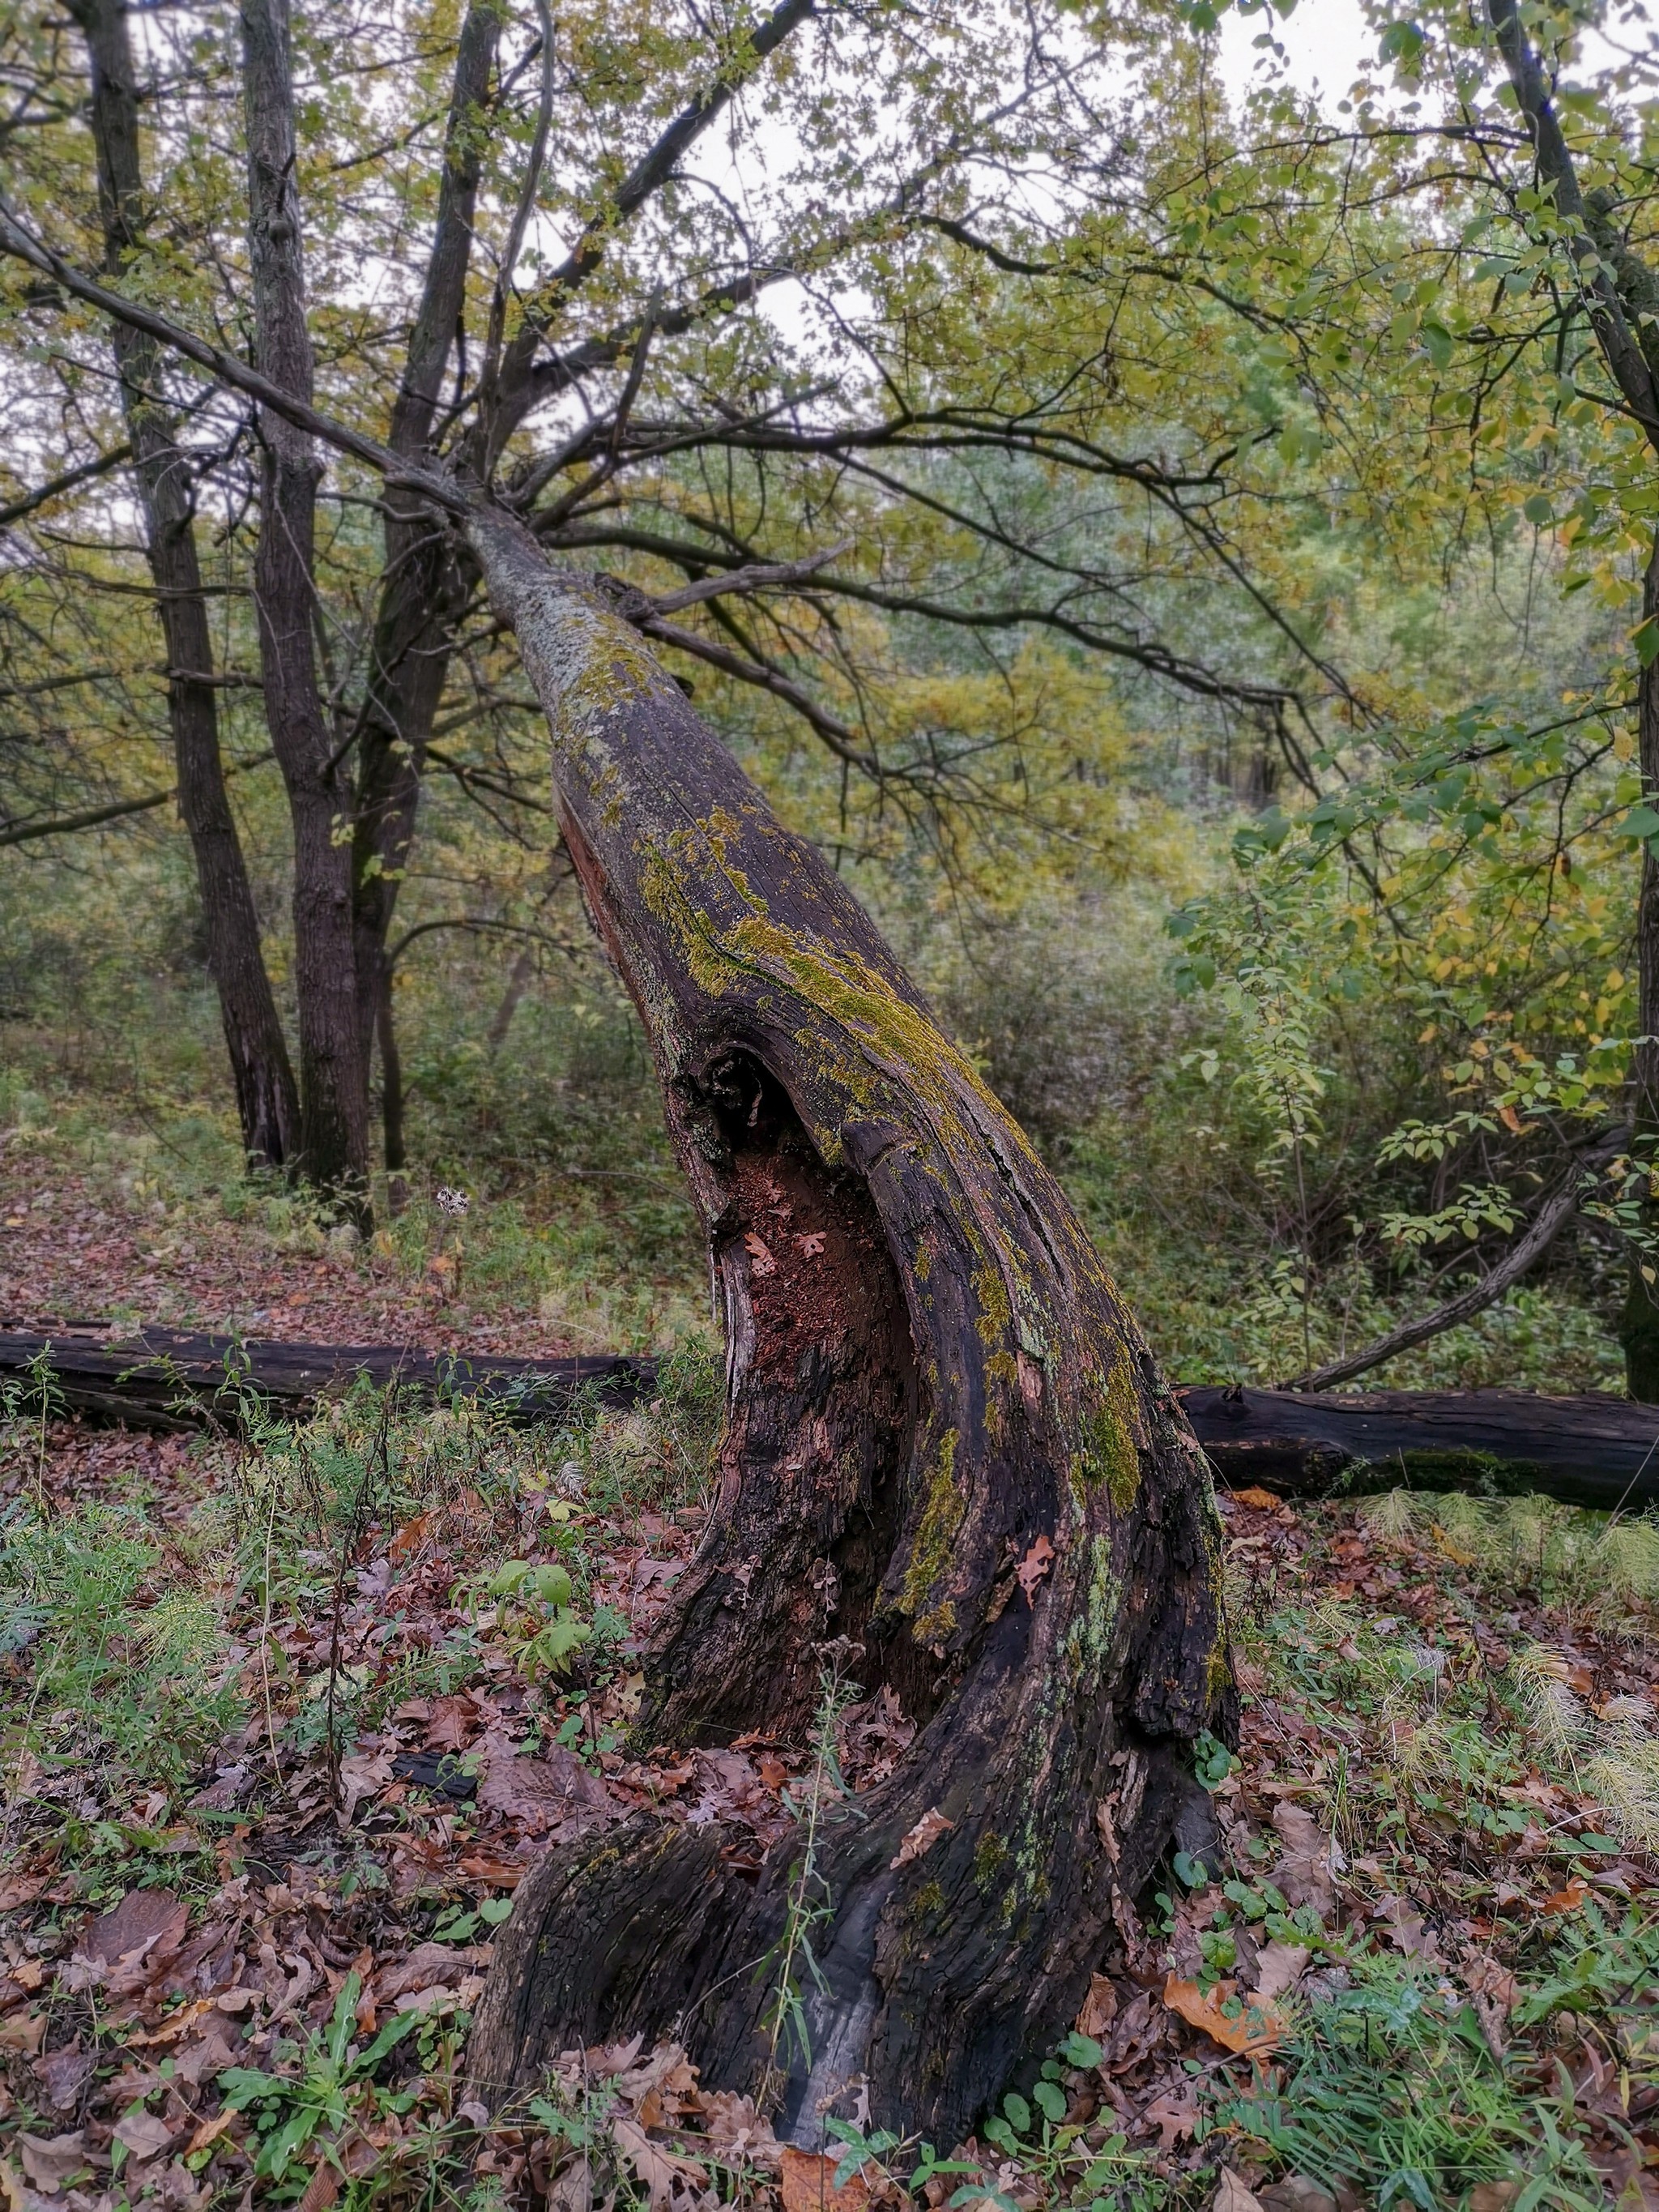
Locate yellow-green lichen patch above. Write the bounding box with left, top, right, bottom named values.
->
left=637, top=849, right=739, bottom=1003
left=1074, top=1532, right=1122, bottom=1675
left=898, top=1428, right=963, bottom=1629
left=974, top=1833, right=1010, bottom=1886
left=971, top=1261, right=1013, bottom=1350
left=1075, top=1350, right=1142, bottom=1515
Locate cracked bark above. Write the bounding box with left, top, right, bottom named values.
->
left=463, top=509, right=1231, bottom=2146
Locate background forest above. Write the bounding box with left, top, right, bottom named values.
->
left=13, top=3, right=1659, bottom=2209
left=4, top=0, right=1657, bottom=1400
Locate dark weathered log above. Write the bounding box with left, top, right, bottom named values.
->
left=1183, top=1384, right=1659, bottom=1511
left=13, top=1317, right=1648, bottom=1514
left=0, top=1323, right=652, bottom=1432
left=460, top=510, right=1230, bottom=2150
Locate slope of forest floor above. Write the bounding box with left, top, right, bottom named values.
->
left=0, top=1109, right=702, bottom=1357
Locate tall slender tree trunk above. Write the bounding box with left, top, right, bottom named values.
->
left=463, top=510, right=1231, bottom=2144
left=1622, top=526, right=1659, bottom=1399
left=350, top=0, right=500, bottom=1162
left=240, top=0, right=369, bottom=1205
left=70, top=0, right=300, bottom=1170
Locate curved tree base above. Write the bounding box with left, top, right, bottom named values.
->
left=468, top=1745, right=1214, bottom=2150
left=462, top=509, right=1232, bottom=2146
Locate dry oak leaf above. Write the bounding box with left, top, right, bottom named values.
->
left=890, top=1808, right=954, bottom=1869
left=1269, top=1802, right=1338, bottom=1917
left=743, top=1233, right=778, bottom=1279
left=1163, top=1974, right=1283, bottom=2056
left=1076, top=1971, right=1118, bottom=2040
left=478, top=1737, right=614, bottom=1836
left=184, top=2112, right=239, bottom=2158
left=1468, top=2189, right=1521, bottom=2212
left=374, top=1943, right=480, bottom=2005
left=1542, top=1877, right=1589, bottom=1916
left=699, top=2090, right=783, bottom=2176
left=338, top=1750, right=393, bottom=1827
left=32, top=2047, right=94, bottom=2113
left=612, top=2116, right=714, bottom=2212
left=1016, top=1534, right=1056, bottom=1604
left=1213, top=2170, right=1265, bottom=2212
left=1138, top=2083, right=1198, bottom=2153
left=16, top=2133, right=88, bottom=2193
left=1258, top=2180, right=1341, bottom=2212
left=778, top=2146, right=871, bottom=2212
left=424, top=1693, right=484, bottom=1753
left=1250, top=1941, right=1310, bottom=2003
left=0, top=2013, right=47, bottom=2056
left=458, top=1855, right=524, bottom=1889
left=295, top=2163, right=342, bottom=2212
left=83, top=1887, right=189, bottom=1975
left=112, top=2109, right=175, bottom=2163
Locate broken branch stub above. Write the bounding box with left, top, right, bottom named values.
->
left=463, top=506, right=1231, bottom=2146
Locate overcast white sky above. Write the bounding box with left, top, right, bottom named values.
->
left=1217, top=0, right=1649, bottom=111
left=1217, top=0, right=1378, bottom=106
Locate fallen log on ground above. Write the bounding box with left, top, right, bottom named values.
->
left=1182, top=1384, right=1659, bottom=1512
left=0, top=1322, right=653, bottom=1431
left=6, top=1325, right=1657, bottom=1513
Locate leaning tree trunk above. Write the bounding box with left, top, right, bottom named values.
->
left=463, top=509, right=1231, bottom=2147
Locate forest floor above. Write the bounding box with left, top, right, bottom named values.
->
left=4, top=1142, right=1659, bottom=2212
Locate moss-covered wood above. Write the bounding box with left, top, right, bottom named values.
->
left=463, top=507, right=1232, bottom=2147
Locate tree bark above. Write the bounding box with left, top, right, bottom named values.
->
left=70, top=0, right=300, bottom=1170
left=1622, top=527, right=1659, bottom=1399
left=462, top=510, right=1231, bottom=2146
left=349, top=0, right=501, bottom=1114
left=240, top=0, right=369, bottom=1202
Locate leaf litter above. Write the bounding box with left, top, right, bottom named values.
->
left=4, top=1282, right=1659, bottom=2207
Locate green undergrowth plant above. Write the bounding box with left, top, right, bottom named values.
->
left=1204, top=1947, right=1609, bottom=2210
left=1356, top=1490, right=1659, bottom=1623
left=215, top=1971, right=424, bottom=2192
left=0, top=1494, right=242, bottom=1796
left=1, top=1355, right=721, bottom=1864
left=1231, top=1511, right=1659, bottom=1857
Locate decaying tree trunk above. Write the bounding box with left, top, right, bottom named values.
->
left=463, top=510, right=1231, bottom=2146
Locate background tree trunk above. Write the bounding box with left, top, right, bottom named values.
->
left=349, top=0, right=500, bottom=1147
left=463, top=510, right=1231, bottom=2147
left=1622, top=526, right=1659, bottom=1399
left=71, top=0, right=300, bottom=1170
left=240, top=0, right=369, bottom=1203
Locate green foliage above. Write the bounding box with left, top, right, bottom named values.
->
left=0, top=1496, right=242, bottom=1793
left=217, top=1973, right=422, bottom=2187
left=1205, top=1946, right=1608, bottom=2211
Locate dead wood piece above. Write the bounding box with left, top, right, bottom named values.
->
left=1183, top=1385, right=1659, bottom=1512
left=0, top=1322, right=655, bottom=1431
